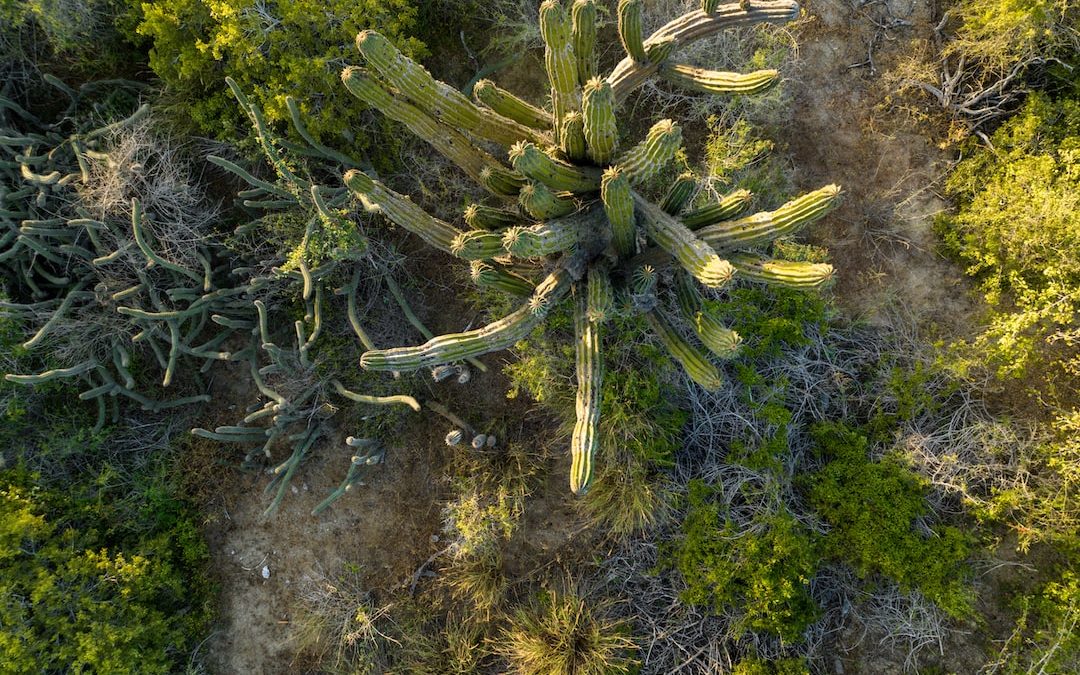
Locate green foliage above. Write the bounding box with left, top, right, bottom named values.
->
left=711, top=284, right=829, bottom=362
left=805, top=423, right=973, bottom=617
left=0, top=468, right=212, bottom=674
left=130, top=0, right=427, bottom=146
left=704, top=118, right=788, bottom=207
left=732, top=656, right=811, bottom=675
left=936, top=89, right=1080, bottom=383
left=992, top=568, right=1080, bottom=673
left=947, top=0, right=1079, bottom=70
left=665, top=481, right=819, bottom=643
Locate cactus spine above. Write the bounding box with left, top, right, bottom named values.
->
left=571, top=288, right=601, bottom=495
left=616, top=119, right=683, bottom=184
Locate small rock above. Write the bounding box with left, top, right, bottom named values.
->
left=261, top=565, right=271, bottom=579
left=430, top=534, right=440, bottom=543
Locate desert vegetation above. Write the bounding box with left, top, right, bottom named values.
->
left=1, top=0, right=1078, bottom=673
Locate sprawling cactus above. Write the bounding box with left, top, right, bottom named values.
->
left=342, top=0, right=840, bottom=495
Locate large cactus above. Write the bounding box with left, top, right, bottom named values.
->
left=343, top=0, right=840, bottom=495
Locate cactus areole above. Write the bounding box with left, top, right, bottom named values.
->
left=342, top=0, right=841, bottom=496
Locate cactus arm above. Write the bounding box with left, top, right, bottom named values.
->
left=674, top=271, right=741, bottom=358
left=697, top=184, right=841, bottom=252
left=343, top=170, right=465, bottom=254
left=601, top=167, right=636, bottom=259
left=571, top=287, right=601, bottom=495
left=617, top=0, right=648, bottom=62
left=509, top=141, right=601, bottom=193
left=130, top=199, right=205, bottom=286
left=331, top=379, right=421, bottom=411
left=582, top=78, right=618, bottom=165
left=615, top=119, right=683, bottom=184
left=606, top=1, right=801, bottom=102
left=729, top=252, right=836, bottom=288
left=470, top=261, right=536, bottom=296
left=633, top=192, right=734, bottom=289
left=572, top=0, right=598, bottom=85
left=659, top=64, right=780, bottom=95
left=518, top=182, right=577, bottom=220
left=645, top=311, right=723, bottom=390
left=451, top=230, right=508, bottom=260
left=560, top=112, right=588, bottom=162
left=503, top=214, right=583, bottom=259
left=473, top=79, right=553, bottom=130
left=22, top=280, right=86, bottom=349
left=540, top=0, right=579, bottom=142
left=586, top=263, right=615, bottom=323
left=383, top=273, right=488, bottom=373
left=682, top=189, right=753, bottom=229
left=464, top=203, right=523, bottom=231
left=4, top=360, right=98, bottom=385
left=342, top=68, right=522, bottom=195
left=360, top=268, right=571, bottom=371
left=356, top=31, right=543, bottom=148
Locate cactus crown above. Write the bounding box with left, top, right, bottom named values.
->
left=343, top=0, right=841, bottom=495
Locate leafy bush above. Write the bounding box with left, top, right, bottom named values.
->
left=0, top=467, right=212, bottom=673
left=806, top=423, right=973, bottom=618
left=946, top=0, right=1079, bottom=71
left=130, top=0, right=427, bottom=148
left=937, top=89, right=1080, bottom=382
left=664, top=480, right=819, bottom=643
left=992, top=568, right=1080, bottom=673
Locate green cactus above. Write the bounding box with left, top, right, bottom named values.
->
left=341, top=0, right=837, bottom=494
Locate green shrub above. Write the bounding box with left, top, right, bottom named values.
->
left=993, top=568, right=1080, bottom=673
left=936, top=89, right=1080, bottom=383
left=732, top=656, right=811, bottom=675
left=0, top=469, right=212, bottom=674
left=665, top=480, right=819, bottom=643
left=946, top=0, right=1079, bottom=71
left=130, top=0, right=427, bottom=149
left=805, top=423, right=973, bottom=617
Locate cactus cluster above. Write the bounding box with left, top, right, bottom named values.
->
left=341, top=0, right=840, bottom=495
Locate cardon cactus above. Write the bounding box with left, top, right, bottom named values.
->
left=342, top=0, right=840, bottom=495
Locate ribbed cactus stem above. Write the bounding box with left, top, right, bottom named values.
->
left=633, top=192, right=734, bottom=289
left=660, top=64, right=780, bottom=95
left=572, top=0, right=598, bottom=85
left=682, top=189, right=753, bottom=229
left=661, top=172, right=698, bottom=215
left=510, top=141, right=600, bottom=193
left=702, top=0, right=722, bottom=12
left=479, top=166, right=527, bottom=197
left=503, top=218, right=580, bottom=259
left=464, top=203, right=522, bottom=231
left=131, top=199, right=204, bottom=286
left=582, top=78, right=618, bottom=165
left=601, top=167, right=636, bottom=258
left=451, top=230, right=507, bottom=260
left=632, top=264, right=658, bottom=296
left=540, top=0, right=578, bottom=141
left=561, top=112, right=588, bottom=162
left=646, top=311, right=723, bottom=390
left=729, top=252, right=836, bottom=288
left=519, top=181, right=577, bottom=220
left=331, top=379, right=421, bottom=411
left=570, top=288, right=601, bottom=495
left=344, top=170, right=465, bottom=254
left=4, top=359, right=97, bottom=385
left=616, top=119, right=682, bottom=184
left=617, top=0, right=648, bottom=62
left=360, top=268, right=571, bottom=371
left=698, top=184, right=841, bottom=252
left=586, top=263, right=614, bottom=323
left=606, top=1, right=802, bottom=102
left=356, top=31, right=541, bottom=147
left=343, top=68, right=521, bottom=194
left=644, top=37, right=677, bottom=64
left=473, top=79, right=553, bottom=130
left=674, top=271, right=741, bottom=358
left=470, top=261, right=536, bottom=296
